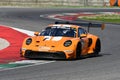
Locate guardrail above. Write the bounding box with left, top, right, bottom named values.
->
left=0, top=0, right=110, bottom=7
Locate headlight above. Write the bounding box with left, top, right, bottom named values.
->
left=64, top=40, right=72, bottom=47
left=26, top=38, right=32, bottom=45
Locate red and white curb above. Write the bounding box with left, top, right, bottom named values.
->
left=0, top=38, right=10, bottom=50
left=0, top=26, right=54, bottom=69
left=40, top=12, right=120, bottom=21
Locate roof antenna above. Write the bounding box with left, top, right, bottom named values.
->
left=55, top=21, right=58, bottom=24
left=88, top=22, right=92, bottom=32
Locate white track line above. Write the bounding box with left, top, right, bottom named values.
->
left=12, top=27, right=35, bottom=36
left=0, top=61, right=55, bottom=71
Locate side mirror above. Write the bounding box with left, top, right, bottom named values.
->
left=80, top=34, right=87, bottom=38
left=34, top=32, right=40, bottom=36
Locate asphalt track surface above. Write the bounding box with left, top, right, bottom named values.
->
left=0, top=8, right=120, bottom=80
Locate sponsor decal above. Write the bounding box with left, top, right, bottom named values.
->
left=44, top=36, right=51, bottom=41
left=52, top=37, right=62, bottom=41
left=39, top=46, right=50, bottom=51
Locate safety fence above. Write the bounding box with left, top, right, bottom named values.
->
left=0, top=0, right=110, bottom=7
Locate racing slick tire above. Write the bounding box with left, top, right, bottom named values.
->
left=93, top=39, right=101, bottom=57
left=76, top=42, right=81, bottom=59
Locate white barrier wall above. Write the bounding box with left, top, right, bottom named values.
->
left=0, top=0, right=110, bottom=7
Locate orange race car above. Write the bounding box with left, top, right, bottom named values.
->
left=20, top=21, right=105, bottom=59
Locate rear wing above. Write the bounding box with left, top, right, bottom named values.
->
left=55, top=21, right=105, bottom=32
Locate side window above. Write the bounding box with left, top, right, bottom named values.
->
left=78, top=28, right=87, bottom=37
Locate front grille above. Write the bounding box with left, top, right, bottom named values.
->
left=24, top=50, right=66, bottom=59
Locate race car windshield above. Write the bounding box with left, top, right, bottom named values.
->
left=40, top=27, right=76, bottom=37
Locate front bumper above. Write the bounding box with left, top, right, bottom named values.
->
left=24, top=50, right=66, bottom=59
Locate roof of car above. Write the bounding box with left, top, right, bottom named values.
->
left=48, top=24, right=81, bottom=29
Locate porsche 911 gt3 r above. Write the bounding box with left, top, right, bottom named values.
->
left=20, top=21, right=105, bottom=59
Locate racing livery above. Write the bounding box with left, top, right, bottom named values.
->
left=20, top=21, right=105, bottom=59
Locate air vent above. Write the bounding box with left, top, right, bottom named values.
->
left=51, top=46, right=55, bottom=47
left=36, top=45, right=39, bottom=47
left=36, top=41, right=40, bottom=43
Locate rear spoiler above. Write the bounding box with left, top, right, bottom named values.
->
left=55, top=21, right=105, bottom=32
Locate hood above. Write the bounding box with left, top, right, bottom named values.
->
left=32, top=36, right=73, bottom=47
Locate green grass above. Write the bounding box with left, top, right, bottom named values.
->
left=0, top=64, right=30, bottom=68
left=82, top=14, right=120, bottom=23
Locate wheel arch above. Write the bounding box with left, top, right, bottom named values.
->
left=87, top=34, right=100, bottom=53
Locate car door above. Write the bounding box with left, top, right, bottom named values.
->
left=78, top=28, right=89, bottom=55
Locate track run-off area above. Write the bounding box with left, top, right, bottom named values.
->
left=0, top=8, right=120, bottom=80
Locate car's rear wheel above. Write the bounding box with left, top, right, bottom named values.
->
left=76, top=42, right=81, bottom=59
left=93, top=39, right=101, bottom=57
